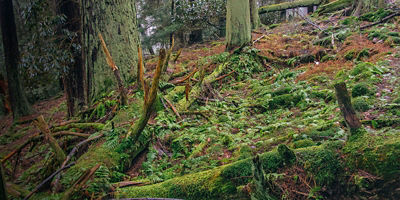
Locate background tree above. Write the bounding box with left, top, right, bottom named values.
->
left=250, top=0, right=261, bottom=30
left=0, top=0, right=33, bottom=120
left=225, top=0, right=252, bottom=51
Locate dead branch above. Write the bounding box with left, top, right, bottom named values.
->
left=163, top=97, right=182, bottom=120
left=61, top=164, right=100, bottom=200
left=252, top=34, right=266, bottom=45
left=215, top=70, right=236, bottom=81
left=173, top=68, right=198, bottom=84
left=99, top=33, right=128, bottom=105
left=53, top=133, right=104, bottom=191
left=360, top=12, right=400, bottom=30
left=23, top=162, right=75, bottom=200
left=111, top=181, right=149, bottom=189
left=127, top=49, right=166, bottom=141
left=34, top=115, right=66, bottom=164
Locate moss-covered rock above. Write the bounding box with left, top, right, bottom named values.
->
left=268, top=94, right=303, bottom=109
left=292, top=139, right=316, bottom=149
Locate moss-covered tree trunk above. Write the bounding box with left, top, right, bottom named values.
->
left=334, top=82, right=362, bottom=133
left=0, top=0, right=33, bottom=120
left=226, top=0, right=251, bottom=51
left=82, top=0, right=139, bottom=102
left=250, top=0, right=261, bottom=30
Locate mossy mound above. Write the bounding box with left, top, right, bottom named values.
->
left=353, top=97, right=370, bottom=112
left=352, top=83, right=371, bottom=97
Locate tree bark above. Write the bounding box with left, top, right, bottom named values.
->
left=0, top=164, right=7, bottom=200
left=226, top=0, right=252, bottom=51
left=82, top=0, right=139, bottom=102
left=334, top=82, right=362, bottom=133
left=249, top=0, right=261, bottom=30
left=0, top=0, right=33, bottom=120
left=56, top=0, right=86, bottom=117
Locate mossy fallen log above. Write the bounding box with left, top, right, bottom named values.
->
left=258, top=0, right=322, bottom=15
left=51, top=122, right=104, bottom=132
left=315, top=0, right=352, bottom=15
left=116, top=132, right=400, bottom=199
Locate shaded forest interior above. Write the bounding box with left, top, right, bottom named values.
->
left=1, top=0, right=400, bottom=199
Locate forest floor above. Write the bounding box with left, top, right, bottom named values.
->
left=1, top=9, right=400, bottom=200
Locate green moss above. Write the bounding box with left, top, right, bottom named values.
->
left=340, top=16, right=357, bottom=25
left=359, top=8, right=393, bottom=22
left=271, top=87, right=292, bottom=97
left=344, top=50, right=356, bottom=60
left=238, top=145, right=253, bottom=160
left=292, top=139, right=316, bottom=149
left=268, top=24, right=279, bottom=29
left=344, top=134, right=400, bottom=180
left=352, top=97, right=370, bottom=112
left=388, top=32, right=400, bottom=37
left=268, top=94, right=303, bottom=109
left=352, top=83, right=371, bottom=97
left=321, top=54, right=336, bottom=62
left=277, top=144, right=296, bottom=165
left=351, top=62, right=374, bottom=76
left=356, top=48, right=370, bottom=61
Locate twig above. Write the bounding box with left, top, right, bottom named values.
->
left=252, top=34, right=266, bottom=45
left=23, top=162, right=75, bottom=200
left=173, top=68, right=198, bottom=84
left=215, top=70, right=236, bottom=81
left=163, top=98, right=182, bottom=120
left=295, top=10, right=324, bottom=31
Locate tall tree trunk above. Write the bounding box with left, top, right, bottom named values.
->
left=250, top=0, right=261, bottom=30
left=82, top=0, right=139, bottom=102
left=0, top=0, right=33, bottom=120
left=56, top=0, right=86, bottom=117
left=226, top=0, right=252, bottom=51
left=188, top=30, right=203, bottom=45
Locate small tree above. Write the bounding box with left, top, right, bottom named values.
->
left=0, top=0, right=33, bottom=120
left=226, top=0, right=252, bottom=51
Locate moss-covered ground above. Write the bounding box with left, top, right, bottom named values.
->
left=1, top=8, right=400, bottom=200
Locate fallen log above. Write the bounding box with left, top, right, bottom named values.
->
left=315, top=0, right=352, bottom=15
left=51, top=122, right=104, bottom=132
left=258, top=0, right=322, bottom=14
left=116, top=133, right=400, bottom=199
left=360, top=12, right=400, bottom=30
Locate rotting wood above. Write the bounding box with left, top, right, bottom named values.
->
left=215, top=70, right=236, bottom=81
left=315, top=0, right=352, bottom=15
left=112, top=181, right=150, bottom=189
left=23, top=162, right=75, bottom=200
left=259, top=0, right=322, bottom=14
left=51, top=122, right=104, bottom=132
left=127, top=49, right=166, bottom=141
left=61, top=164, right=100, bottom=200
left=334, top=82, right=362, bottom=133
left=173, top=68, right=198, bottom=84
left=99, top=33, right=128, bottom=105
left=53, top=133, right=104, bottom=192
left=34, top=115, right=66, bottom=164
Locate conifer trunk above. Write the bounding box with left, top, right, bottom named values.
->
left=226, top=0, right=252, bottom=51
left=0, top=0, right=33, bottom=120
left=250, top=0, right=261, bottom=30
left=82, top=0, right=139, bottom=102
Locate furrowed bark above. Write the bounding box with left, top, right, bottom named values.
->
left=99, top=33, right=128, bottom=106
left=334, top=82, right=362, bottom=133
left=34, top=115, right=66, bottom=164
left=258, top=0, right=321, bottom=14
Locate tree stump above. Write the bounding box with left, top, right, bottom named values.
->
left=334, top=82, right=362, bottom=134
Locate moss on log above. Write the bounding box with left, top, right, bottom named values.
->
left=315, top=0, right=353, bottom=15
left=258, top=0, right=322, bottom=14
left=116, top=132, right=400, bottom=199
left=51, top=123, right=104, bottom=132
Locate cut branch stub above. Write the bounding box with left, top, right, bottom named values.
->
left=98, top=33, right=128, bottom=105
left=334, top=82, right=362, bottom=133
left=34, top=115, right=66, bottom=164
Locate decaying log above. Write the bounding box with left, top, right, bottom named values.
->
left=34, top=115, right=66, bottom=164
left=61, top=164, right=100, bottom=200
left=259, top=0, right=322, bottom=14
left=334, top=82, right=362, bottom=133
left=173, top=48, right=182, bottom=63
left=51, top=122, right=104, bottom=132
left=23, top=162, right=75, bottom=200
left=99, top=33, right=128, bottom=106
left=315, top=0, right=352, bottom=15
left=53, top=133, right=104, bottom=192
